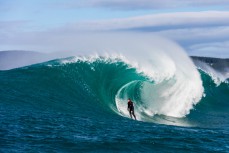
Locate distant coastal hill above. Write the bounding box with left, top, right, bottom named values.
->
left=191, top=56, right=229, bottom=72
left=0, top=51, right=49, bottom=70
left=0, top=50, right=228, bottom=71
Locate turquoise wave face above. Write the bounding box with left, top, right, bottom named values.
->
left=0, top=57, right=146, bottom=118
left=0, top=57, right=228, bottom=127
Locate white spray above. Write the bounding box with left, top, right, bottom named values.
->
left=93, top=33, right=205, bottom=119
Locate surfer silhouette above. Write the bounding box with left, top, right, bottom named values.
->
left=127, top=98, right=136, bottom=120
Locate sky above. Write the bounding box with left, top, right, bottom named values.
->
left=0, top=0, right=229, bottom=57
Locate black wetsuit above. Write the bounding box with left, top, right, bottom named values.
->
left=128, top=101, right=134, bottom=111
left=128, top=100, right=136, bottom=120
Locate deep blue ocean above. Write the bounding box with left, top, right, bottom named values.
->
left=0, top=56, right=229, bottom=152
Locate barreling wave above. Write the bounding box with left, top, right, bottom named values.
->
left=1, top=52, right=206, bottom=123
left=1, top=54, right=229, bottom=127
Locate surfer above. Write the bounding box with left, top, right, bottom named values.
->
left=127, top=98, right=136, bottom=120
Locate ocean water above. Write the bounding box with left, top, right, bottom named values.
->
left=0, top=56, right=229, bottom=153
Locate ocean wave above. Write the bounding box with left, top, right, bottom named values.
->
left=1, top=55, right=229, bottom=127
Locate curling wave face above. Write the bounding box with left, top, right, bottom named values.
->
left=1, top=52, right=215, bottom=127
left=50, top=52, right=204, bottom=121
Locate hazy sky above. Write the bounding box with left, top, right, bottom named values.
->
left=0, top=0, right=229, bottom=57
